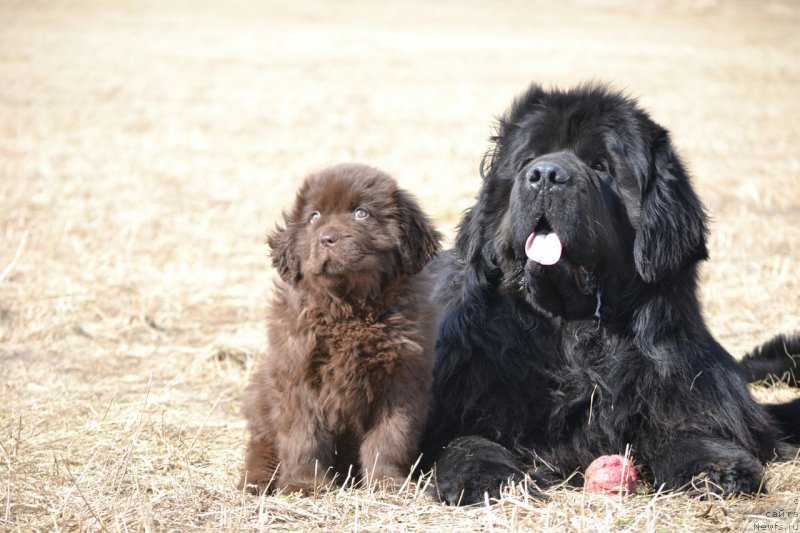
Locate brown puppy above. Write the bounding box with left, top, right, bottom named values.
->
left=239, top=163, right=442, bottom=495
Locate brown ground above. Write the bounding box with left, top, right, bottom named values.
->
left=1, top=0, right=799, bottom=531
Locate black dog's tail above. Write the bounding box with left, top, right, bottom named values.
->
left=764, top=398, right=800, bottom=445
left=740, top=333, right=800, bottom=385
left=740, top=332, right=800, bottom=444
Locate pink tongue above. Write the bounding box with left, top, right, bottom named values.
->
left=525, top=232, right=562, bottom=265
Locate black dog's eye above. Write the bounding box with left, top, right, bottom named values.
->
left=309, top=211, right=321, bottom=224
left=592, top=159, right=613, bottom=183
left=353, top=207, right=369, bottom=220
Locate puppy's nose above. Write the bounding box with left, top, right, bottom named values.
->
left=527, top=161, right=571, bottom=190
left=320, top=232, right=339, bottom=248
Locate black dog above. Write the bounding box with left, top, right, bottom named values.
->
left=422, top=83, right=800, bottom=505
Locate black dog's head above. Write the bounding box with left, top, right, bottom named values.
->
left=269, top=163, right=441, bottom=299
left=457, top=84, right=708, bottom=320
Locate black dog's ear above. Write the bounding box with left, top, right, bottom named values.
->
left=455, top=124, right=517, bottom=284
left=267, top=214, right=302, bottom=285
left=456, top=81, right=546, bottom=278
left=633, top=131, right=708, bottom=283
left=455, top=186, right=495, bottom=274
left=394, top=188, right=442, bottom=275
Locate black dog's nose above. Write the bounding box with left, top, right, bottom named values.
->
left=527, top=160, right=571, bottom=189
left=320, top=232, right=339, bottom=247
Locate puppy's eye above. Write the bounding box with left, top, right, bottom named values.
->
left=309, top=211, right=321, bottom=224
left=353, top=207, right=369, bottom=220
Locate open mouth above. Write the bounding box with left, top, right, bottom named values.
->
left=525, top=217, right=562, bottom=266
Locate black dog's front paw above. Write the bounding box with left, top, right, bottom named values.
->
left=652, top=438, right=766, bottom=497
left=688, top=463, right=765, bottom=497
left=428, top=436, right=546, bottom=505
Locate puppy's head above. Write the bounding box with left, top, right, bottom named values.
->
left=268, top=164, right=441, bottom=296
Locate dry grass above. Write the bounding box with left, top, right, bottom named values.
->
left=2, top=0, right=799, bottom=530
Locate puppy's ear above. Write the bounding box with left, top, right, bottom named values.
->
left=633, top=131, right=708, bottom=283
left=394, top=189, right=442, bottom=275
left=267, top=214, right=302, bottom=285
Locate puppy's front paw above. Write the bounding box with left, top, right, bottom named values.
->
left=239, top=479, right=273, bottom=495
left=281, top=481, right=317, bottom=496
left=278, top=472, right=333, bottom=496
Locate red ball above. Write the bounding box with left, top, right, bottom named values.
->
left=584, top=454, right=638, bottom=495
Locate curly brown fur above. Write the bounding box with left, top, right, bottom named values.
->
left=239, top=163, right=442, bottom=495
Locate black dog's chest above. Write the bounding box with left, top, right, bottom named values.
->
left=546, top=328, right=614, bottom=414
left=551, top=362, right=614, bottom=419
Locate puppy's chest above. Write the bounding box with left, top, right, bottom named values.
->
left=305, top=318, right=404, bottom=410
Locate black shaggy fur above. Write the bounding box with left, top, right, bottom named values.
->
left=421, top=83, right=799, bottom=505
left=740, top=333, right=800, bottom=443
left=740, top=333, right=800, bottom=385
